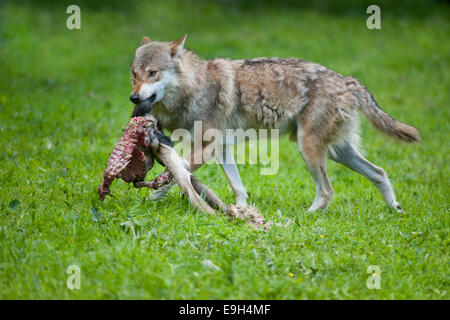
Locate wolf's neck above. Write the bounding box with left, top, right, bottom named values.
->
left=177, top=50, right=208, bottom=91
left=161, top=50, right=207, bottom=106
left=157, top=51, right=236, bottom=131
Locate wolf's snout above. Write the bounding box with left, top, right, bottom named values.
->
left=130, top=93, right=140, bottom=104
left=130, top=93, right=157, bottom=117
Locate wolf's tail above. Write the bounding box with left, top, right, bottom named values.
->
left=345, top=77, right=420, bottom=143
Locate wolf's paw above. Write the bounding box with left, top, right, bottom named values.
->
left=391, top=201, right=405, bottom=214
left=307, top=201, right=329, bottom=212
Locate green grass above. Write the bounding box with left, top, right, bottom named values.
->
left=0, top=0, right=449, bottom=299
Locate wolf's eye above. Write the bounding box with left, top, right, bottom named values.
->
left=148, top=70, right=157, bottom=77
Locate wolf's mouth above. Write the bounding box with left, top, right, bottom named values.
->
left=131, top=93, right=156, bottom=117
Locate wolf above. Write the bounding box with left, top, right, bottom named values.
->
left=129, top=35, right=419, bottom=212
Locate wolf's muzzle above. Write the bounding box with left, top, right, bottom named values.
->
left=130, top=93, right=140, bottom=104
left=131, top=93, right=157, bottom=117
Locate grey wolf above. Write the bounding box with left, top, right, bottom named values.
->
left=129, top=35, right=420, bottom=212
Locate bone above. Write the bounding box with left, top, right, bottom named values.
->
left=156, top=144, right=216, bottom=215
left=154, top=144, right=267, bottom=228
left=190, top=174, right=266, bottom=229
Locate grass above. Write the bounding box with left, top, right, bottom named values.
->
left=0, top=0, right=448, bottom=299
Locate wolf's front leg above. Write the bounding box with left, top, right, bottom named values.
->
left=218, top=145, right=248, bottom=207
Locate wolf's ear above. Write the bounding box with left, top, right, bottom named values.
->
left=171, top=34, right=187, bottom=58
left=140, top=36, right=151, bottom=46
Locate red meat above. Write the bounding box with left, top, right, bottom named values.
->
left=98, top=117, right=154, bottom=201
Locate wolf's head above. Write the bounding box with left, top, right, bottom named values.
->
left=129, top=35, right=187, bottom=114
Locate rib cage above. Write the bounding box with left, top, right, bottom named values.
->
left=98, top=117, right=154, bottom=201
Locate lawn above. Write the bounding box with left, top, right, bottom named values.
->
left=0, top=0, right=448, bottom=299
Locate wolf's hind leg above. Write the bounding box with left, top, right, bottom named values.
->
left=329, top=143, right=403, bottom=212
left=298, top=128, right=334, bottom=211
